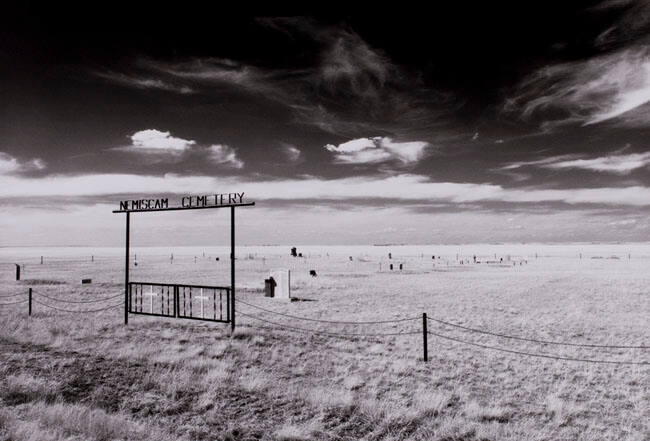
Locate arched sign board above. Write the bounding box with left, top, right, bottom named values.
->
left=113, top=193, right=255, bottom=331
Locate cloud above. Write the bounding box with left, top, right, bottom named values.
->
left=114, top=129, right=244, bottom=168
left=591, top=0, right=650, bottom=50
left=325, top=137, right=429, bottom=164
left=280, top=143, right=302, bottom=162
left=501, top=152, right=650, bottom=174
left=0, top=152, right=45, bottom=175
left=505, top=43, right=650, bottom=128
left=130, top=129, right=196, bottom=151
left=93, top=20, right=454, bottom=138
left=93, top=71, right=194, bottom=94
left=207, top=144, right=244, bottom=168
left=3, top=172, right=650, bottom=207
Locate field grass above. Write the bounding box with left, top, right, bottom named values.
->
left=0, top=245, right=648, bottom=440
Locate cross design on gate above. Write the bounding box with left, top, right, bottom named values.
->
left=195, top=288, right=209, bottom=318
left=143, top=286, right=158, bottom=314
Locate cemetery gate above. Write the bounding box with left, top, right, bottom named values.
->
left=113, top=194, right=255, bottom=331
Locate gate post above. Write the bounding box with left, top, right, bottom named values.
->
left=124, top=212, right=130, bottom=325
left=230, top=205, right=236, bottom=333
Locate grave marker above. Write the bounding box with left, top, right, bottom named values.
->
left=270, top=269, right=290, bottom=300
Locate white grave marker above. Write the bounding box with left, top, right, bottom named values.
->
left=195, top=288, right=209, bottom=318
left=143, top=286, right=158, bottom=313
left=270, top=269, right=291, bottom=300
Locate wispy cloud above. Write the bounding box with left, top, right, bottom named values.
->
left=280, top=143, right=302, bottom=162
left=92, top=19, right=454, bottom=139
left=502, top=151, right=650, bottom=174
left=3, top=172, right=650, bottom=207
left=325, top=137, right=429, bottom=164
left=206, top=144, right=243, bottom=168
left=505, top=43, right=650, bottom=128
left=92, top=71, right=194, bottom=94
left=0, top=152, right=45, bottom=175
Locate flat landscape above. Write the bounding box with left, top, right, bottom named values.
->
left=0, top=244, right=648, bottom=441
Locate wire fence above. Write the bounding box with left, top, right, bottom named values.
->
left=1, top=289, right=648, bottom=365
left=234, top=300, right=648, bottom=366
left=0, top=288, right=124, bottom=314
left=426, top=315, right=650, bottom=349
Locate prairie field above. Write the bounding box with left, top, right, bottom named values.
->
left=0, top=244, right=648, bottom=441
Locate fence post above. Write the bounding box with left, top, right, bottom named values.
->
left=15, top=264, right=20, bottom=281
left=422, top=312, right=428, bottom=362
left=28, top=288, right=32, bottom=316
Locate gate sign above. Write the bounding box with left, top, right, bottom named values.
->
left=119, top=192, right=246, bottom=211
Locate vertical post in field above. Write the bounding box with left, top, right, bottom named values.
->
left=28, top=288, right=32, bottom=316
left=422, top=312, right=428, bottom=362
left=230, top=205, right=236, bottom=333
left=124, top=212, right=130, bottom=325
left=15, top=264, right=20, bottom=281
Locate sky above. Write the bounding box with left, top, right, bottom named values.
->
left=1, top=3, right=650, bottom=246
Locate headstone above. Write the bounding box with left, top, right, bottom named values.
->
left=399, top=263, right=403, bottom=270
left=270, top=269, right=290, bottom=300
left=298, top=253, right=303, bottom=257
left=290, top=247, right=297, bottom=257
left=389, top=263, right=393, bottom=270
left=349, top=256, right=353, bottom=261
left=264, top=278, right=276, bottom=297
left=309, top=270, right=317, bottom=277
left=388, top=252, right=392, bottom=259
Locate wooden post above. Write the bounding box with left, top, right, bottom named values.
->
left=28, top=288, right=32, bottom=316
left=124, top=212, right=130, bottom=325
left=230, top=205, right=236, bottom=333
left=15, top=264, right=20, bottom=281
left=422, top=313, right=428, bottom=362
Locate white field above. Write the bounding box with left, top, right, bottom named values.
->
left=0, top=244, right=648, bottom=440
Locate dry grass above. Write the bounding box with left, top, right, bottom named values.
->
left=0, top=245, right=648, bottom=440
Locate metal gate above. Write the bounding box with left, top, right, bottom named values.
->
left=128, top=282, right=230, bottom=323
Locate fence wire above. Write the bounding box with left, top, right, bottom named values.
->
left=427, top=316, right=649, bottom=349
left=426, top=330, right=649, bottom=365
left=0, top=299, right=28, bottom=306
left=237, top=298, right=419, bottom=325
left=237, top=310, right=420, bottom=338
left=34, top=291, right=123, bottom=304
left=31, top=298, right=124, bottom=314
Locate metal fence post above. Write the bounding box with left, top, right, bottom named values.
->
left=28, top=288, right=32, bottom=316
left=423, top=312, right=428, bottom=362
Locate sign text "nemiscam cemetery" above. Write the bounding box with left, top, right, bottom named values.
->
left=119, top=193, right=246, bottom=211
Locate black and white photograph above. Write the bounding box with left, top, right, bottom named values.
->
left=1, top=3, right=649, bottom=440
